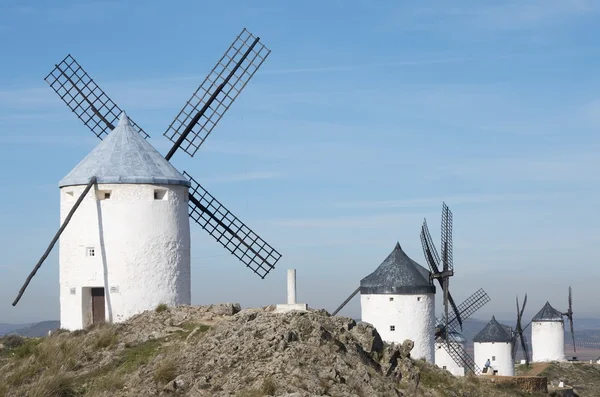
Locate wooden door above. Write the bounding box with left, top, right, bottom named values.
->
left=91, top=287, right=105, bottom=325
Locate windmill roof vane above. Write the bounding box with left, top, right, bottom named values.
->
left=59, top=112, right=190, bottom=188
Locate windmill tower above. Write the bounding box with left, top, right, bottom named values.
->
left=531, top=301, right=565, bottom=362
left=531, top=287, right=575, bottom=362
left=59, top=113, right=192, bottom=329
left=12, top=29, right=282, bottom=328
left=473, top=316, right=514, bottom=376
left=359, top=242, right=436, bottom=362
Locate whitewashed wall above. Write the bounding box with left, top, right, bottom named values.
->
left=532, top=321, right=565, bottom=362
left=474, top=342, right=514, bottom=376
left=59, top=183, right=191, bottom=330
left=360, top=293, right=435, bottom=362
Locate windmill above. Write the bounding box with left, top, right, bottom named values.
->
left=420, top=202, right=460, bottom=339
left=12, top=28, right=281, bottom=306
left=511, top=294, right=530, bottom=366
left=563, top=286, right=576, bottom=354
left=435, top=288, right=491, bottom=375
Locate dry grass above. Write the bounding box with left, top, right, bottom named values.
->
left=28, top=372, right=78, bottom=397
left=153, top=356, right=178, bottom=384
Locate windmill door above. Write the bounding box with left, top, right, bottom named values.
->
left=91, top=287, right=105, bottom=325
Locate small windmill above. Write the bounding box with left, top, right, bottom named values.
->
left=13, top=28, right=281, bottom=306
left=420, top=202, right=460, bottom=338
left=511, top=294, right=530, bottom=366
left=563, top=286, right=576, bottom=354
left=435, top=288, right=491, bottom=375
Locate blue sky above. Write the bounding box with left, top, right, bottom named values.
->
left=0, top=0, right=599, bottom=325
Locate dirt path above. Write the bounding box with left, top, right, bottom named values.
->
left=525, top=362, right=550, bottom=376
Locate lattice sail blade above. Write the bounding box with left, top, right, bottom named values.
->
left=446, top=288, right=491, bottom=330
left=45, top=54, right=149, bottom=140
left=163, top=28, right=271, bottom=158
left=440, top=202, right=454, bottom=272
left=420, top=220, right=441, bottom=272
left=184, top=171, right=281, bottom=278
left=441, top=332, right=481, bottom=375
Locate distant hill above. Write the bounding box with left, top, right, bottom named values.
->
left=0, top=324, right=31, bottom=337
left=5, top=321, right=60, bottom=337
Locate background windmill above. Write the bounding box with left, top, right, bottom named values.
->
left=435, top=288, right=491, bottom=375
left=563, top=286, right=576, bottom=355
left=13, top=28, right=282, bottom=306
left=511, top=294, right=530, bottom=366
left=420, top=202, right=460, bottom=338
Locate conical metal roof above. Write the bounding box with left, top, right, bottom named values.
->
left=59, top=112, right=190, bottom=188
left=360, top=242, right=435, bottom=295
left=473, top=316, right=513, bottom=343
left=532, top=301, right=563, bottom=322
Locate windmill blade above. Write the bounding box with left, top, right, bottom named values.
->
left=440, top=202, right=454, bottom=272
left=446, top=288, right=490, bottom=330
left=569, top=286, right=576, bottom=352
left=332, top=287, right=360, bottom=316
left=441, top=331, right=481, bottom=375
left=420, top=220, right=441, bottom=272
left=421, top=228, right=462, bottom=329
left=520, top=332, right=530, bottom=366
left=164, top=28, right=270, bottom=160
left=44, top=54, right=148, bottom=140
left=185, top=171, right=281, bottom=278
left=12, top=176, right=97, bottom=306
left=520, top=293, right=528, bottom=319
left=511, top=334, right=518, bottom=361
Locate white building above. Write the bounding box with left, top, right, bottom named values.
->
left=360, top=242, right=436, bottom=362
left=531, top=301, right=565, bottom=362
left=473, top=316, right=514, bottom=376
left=58, top=112, right=191, bottom=330
left=435, top=330, right=467, bottom=376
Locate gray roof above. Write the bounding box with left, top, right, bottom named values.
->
left=59, top=112, right=190, bottom=188
left=532, top=301, right=564, bottom=322
left=473, top=316, right=513, bottom=343
left=360, top=242, right=435, bottom=295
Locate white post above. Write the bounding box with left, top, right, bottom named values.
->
left=287, top=269, right=296, bottom=305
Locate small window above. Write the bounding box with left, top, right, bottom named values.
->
left=66, top=191, right=74, bottom=197
left=492, top=356, right=496, bottom=361
left=389, top=297, right=394, bottom=302
left=96, top=190, right=112, bottom=200
left=390, top=325, right=395, bottom=331
left=442, top=365, right=447, bottom=369
left=417, top=297, right=421, bottom=301
left=154, top=189, right=167, bottom=200
left=70, top=287, right=76, bottom=295
left=86, top=247, right=95, bottom=257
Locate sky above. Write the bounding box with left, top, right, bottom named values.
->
left=0, top=0, right=599, bottom=325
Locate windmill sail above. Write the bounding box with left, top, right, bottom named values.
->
left=185, top=172, right=281, bottom=278
left=163, top=28, right=271, bottom=159
left=45, top=55, right=148, bottom=140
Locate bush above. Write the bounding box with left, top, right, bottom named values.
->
left=153, top=357, right=178, bottom=384
left=2, top=334, right=25, bottom=349
left=155, top=303, right=169, bottom=313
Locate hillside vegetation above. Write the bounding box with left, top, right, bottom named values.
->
left=0, top=304, right=547, bottom=397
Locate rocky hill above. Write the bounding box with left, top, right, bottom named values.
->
left=0, top=304, right=548, bottom=397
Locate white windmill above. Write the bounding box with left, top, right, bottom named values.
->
left=473, top=316, right=514, bottom=376
left=359, top=243, right=436, bottom=362
left=12, top=29, right=282, bottom=329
